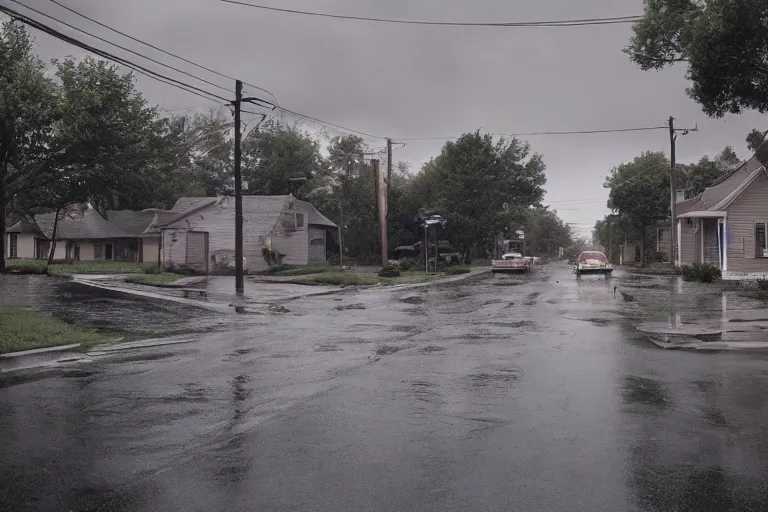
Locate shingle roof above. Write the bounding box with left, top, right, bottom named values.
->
left=295, top=199, right=337, bottom=228
left=8, top=209, right=163, bottom=240
left=677, top=155, right=764, bottom=215
left=159, top=196, right=290, bottom=237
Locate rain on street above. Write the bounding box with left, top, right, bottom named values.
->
left=2, top=264, right=768, bottom=512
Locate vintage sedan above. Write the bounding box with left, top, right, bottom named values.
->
left=574, top=251, right=613, bottom=276
left=491, top=252, right=532, bottom=273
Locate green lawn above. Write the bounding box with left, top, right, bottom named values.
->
left=0, top=305, right=113, bottom=354
left=5, top=259, right=156, bottom=276
left=125, top=273, right=185, bottom=286
left=257, top=264, right=333, bottom=276
left=301, top=268, right=474, bottom=287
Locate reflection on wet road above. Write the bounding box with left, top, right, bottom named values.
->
left=2, top=264, right=768, bottom=511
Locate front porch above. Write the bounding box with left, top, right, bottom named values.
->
left=677, top=212, right=726, bottom=271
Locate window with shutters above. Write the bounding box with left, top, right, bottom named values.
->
left=756, top=222, right=768, bottom=258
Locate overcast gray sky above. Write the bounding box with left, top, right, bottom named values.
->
left=8, top=0, right=766, bottom=238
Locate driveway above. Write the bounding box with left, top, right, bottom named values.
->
left=2, top=264, right=768, bottom=511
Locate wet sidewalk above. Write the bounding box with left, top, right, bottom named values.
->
left=621, top=274, right=768, bottom=350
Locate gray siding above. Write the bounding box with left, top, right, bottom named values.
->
left=308, top=227, right=326, bottom=264
left=271, top=205, right=309, bottom=267
left=679, top=220, right=695, bottom=265
left=726, top=172, right=768, bottom=273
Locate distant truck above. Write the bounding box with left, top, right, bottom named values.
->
left=491, top=252, right=532, bottom=273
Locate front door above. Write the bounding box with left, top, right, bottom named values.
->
left=185, top=232, right=209, bottom=273
left=702, top=219, right=720, bottom=266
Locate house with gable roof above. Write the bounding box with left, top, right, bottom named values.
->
left=675, top=152, right=768, bottom=279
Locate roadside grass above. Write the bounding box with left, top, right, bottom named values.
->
left=628, top=262, right=682, bottom=276
left=5, top=259, right=155, bottom=276
left=4, top=259, right=48, bottom=274
left=267, top=265, right=333, bottom=276
left=300, top=269, right=473, bottom=287
left=0, top=305, right=114, bottom=354
left=125, top=273, right=185, bottom=287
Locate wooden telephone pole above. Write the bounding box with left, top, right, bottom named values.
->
left=234, top=80, right=244, bottom=295
left=668, top=116, right=698, bottom=266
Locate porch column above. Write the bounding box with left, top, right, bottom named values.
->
left=723, top=214, right=728, bottom=272
left=676, top=219, right=682, bottom=267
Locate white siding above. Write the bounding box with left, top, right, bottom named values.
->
left=8, top=233, right=36, bottom=259
left=726, top=172, right=768, bottom=273
left=162, top=229, right=188, bottom=267
left=78, top=242, right=96, bottom=261
left=308, top=227, right=326, bottom=264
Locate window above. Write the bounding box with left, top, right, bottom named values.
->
left=9, top=234, right=18, bottom=259
left=757, top=223, right=768, bottom=258
left=282, top=212, right=304, bottom=231
left=94, top=244, right=103, bottom=260
left=105, top=244, right=113, bottom=260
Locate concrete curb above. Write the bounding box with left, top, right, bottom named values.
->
left=0, top=343, right=82, bottom=358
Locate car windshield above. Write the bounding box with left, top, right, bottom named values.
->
left=579, top=252, right=609, bottom=264
left=503, top=253, right=522, bottom=260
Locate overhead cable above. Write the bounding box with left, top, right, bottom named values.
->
left=47, top=0, right=280, bottom=106
left=220, top=1, right=641, bottom=28
left=1, top=3, right=230, bottom=103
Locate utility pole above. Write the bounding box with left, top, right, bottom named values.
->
left=668, top=116, right=676, bottom=266
left=233, top=80, right=244, bottom=295
left=667, top=117, right=698, bottom=266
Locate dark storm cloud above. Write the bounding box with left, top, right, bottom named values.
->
left=10, top=0, right=766, bottom=233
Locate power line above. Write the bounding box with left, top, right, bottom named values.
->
left=394, top=126, right=669, bottom=142
left=276, top=106, right=387, bottom=140
left=220, top=1, right=641, bottom=28
left=10, top=0, right=236, bottom=95
left=46, top=0, right=280, bottom=106
left=1, top=3, right=230, bottom=103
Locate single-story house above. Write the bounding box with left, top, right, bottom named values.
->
left=156, top=194, right=337, bottom=273
left=5, top=208, right=164, bottom=263
left=675, top=154, right=768, bottom=280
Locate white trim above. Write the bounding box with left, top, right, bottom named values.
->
left=722, top=271, right=768, bottom=281
left=676, top=219, right=682, bottom=266
left=717, top=219, right=722, bottom=270
left=723, top=214, right=728, bottom=272
left=711, top=165, right=765, bottom=210
left=699, top=219, right=704, bottom=264
left=677, top=210, right=727, bottom=219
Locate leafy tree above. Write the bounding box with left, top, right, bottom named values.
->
left=604, top=152, right=670, bottom=266
left=593, top=214, right=635, bottom=264
left=0, top=21, right=57, bottom=271
left=406, top=132, right=546, bottom=260
left=625, top=0, right=768, bottom=117
left=242, top=120, right=324, bottom=196
left=747, top=129, right=767, bottom=152
left=524, top=208, right=572, bottom=257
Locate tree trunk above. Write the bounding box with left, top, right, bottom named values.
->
left=46, top=208, right=61, bottom=268
left=0, top=193, right=6, bottom=273
left=640, top=226, right=646, bottom=268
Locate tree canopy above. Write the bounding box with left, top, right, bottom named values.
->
left=625, top=0, right=768, bottom=117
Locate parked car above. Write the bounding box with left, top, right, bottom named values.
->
left=491, top=252, right=532, bottom=273
left=574, top=251, right=613, bottom=277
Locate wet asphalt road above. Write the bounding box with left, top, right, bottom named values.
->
left=2, top=264, right=768, bottom=511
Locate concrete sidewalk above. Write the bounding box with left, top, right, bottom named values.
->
left=72, top=267, right=490, bottom=311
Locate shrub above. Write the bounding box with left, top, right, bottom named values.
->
left=143, top=264, right=163, bottom=274
left=378, top=265, right=401, bottom=278
left=445, top=267, right=471, bottom=275
left=262, top=247, right=286, bottom=266
left=756, top=278, right=768, bottom=292
left=681, top=263, right=721, bottom=283
left=397, top=257, right=419, bottom=271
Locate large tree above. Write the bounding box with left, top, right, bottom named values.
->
left=408, top=132, right=546, bottom=259
left=0, top=21, right=57, bottom=271
left=242, top=120, right=324, bottom=196
left=625, top=0, right=768, bottom=117
left=524, top=208, right=573, bottom=257
left=604, top=152, right=670, bottom=266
